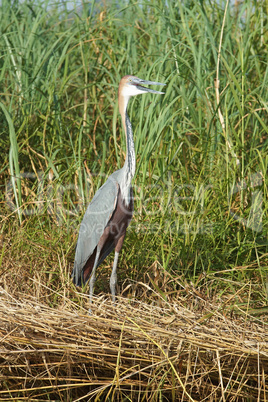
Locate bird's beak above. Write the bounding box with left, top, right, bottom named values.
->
left=135, top=79, right=165, bottom=95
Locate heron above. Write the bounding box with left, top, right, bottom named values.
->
left=72, top=75, right=165, bottom=307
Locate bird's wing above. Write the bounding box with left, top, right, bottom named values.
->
left=72, top=175, right=119, bottom=283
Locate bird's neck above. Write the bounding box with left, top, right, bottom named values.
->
left=119, top=95, right=136, bottom=205
left=123, top=111, right=136, bottom=181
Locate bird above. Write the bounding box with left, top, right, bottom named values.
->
left=72, top=75, right=165, bottom=308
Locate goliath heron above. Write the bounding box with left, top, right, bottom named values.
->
left=72, top=75, right=165, bottom=307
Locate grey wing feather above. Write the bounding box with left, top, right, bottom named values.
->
left=72, top=174, right=119, bottom=280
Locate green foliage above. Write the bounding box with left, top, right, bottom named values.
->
left=0, top=0, right=267, bottom=301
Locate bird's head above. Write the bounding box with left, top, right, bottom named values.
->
left=118, top=75, right=165, bottom=115
left=119, top=75, right=165, bottom=99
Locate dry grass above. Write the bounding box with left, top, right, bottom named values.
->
left=0, top=282, right=267, bottom=401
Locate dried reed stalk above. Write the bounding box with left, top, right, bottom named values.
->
left=0, top=288, right=267, bottom=401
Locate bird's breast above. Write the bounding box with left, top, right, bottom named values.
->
left=107, top=186, right=133, bottom=237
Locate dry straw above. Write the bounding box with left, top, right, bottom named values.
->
left=0, top=286, right=267, bottom=401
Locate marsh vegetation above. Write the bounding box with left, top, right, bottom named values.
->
left=0, top=0, right=267, bottom=399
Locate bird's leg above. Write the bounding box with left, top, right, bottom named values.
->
left=110, top=251, right=119, bottom=304
left=88, top=248, right=101, bottom=314
left=110, top=232, right=126, bottom=305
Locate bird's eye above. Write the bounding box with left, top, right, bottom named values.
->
left=129, top=79, right=132, bottom=82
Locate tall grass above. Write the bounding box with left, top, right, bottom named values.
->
left=0, top=0, right=267, bottom=301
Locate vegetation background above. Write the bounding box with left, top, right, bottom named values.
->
left=0, top=0, right=267, bottom=399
